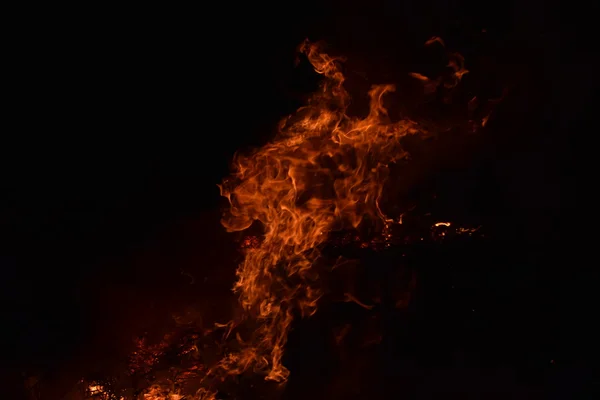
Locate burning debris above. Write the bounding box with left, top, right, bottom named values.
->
left=59, top=37, right=496, bottom=400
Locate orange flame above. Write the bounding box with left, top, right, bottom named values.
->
left=217, top=39, right=434, bottom=382
left=70, top=38, right=495, bottom=400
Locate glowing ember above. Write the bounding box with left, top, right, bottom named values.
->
left=87, top=383, right=123, bottom=399
left=88, top=384, right=100, bottom=391
left=88, top=384, right=104, bottom=395
left=218, top=39, right=420, bottom=382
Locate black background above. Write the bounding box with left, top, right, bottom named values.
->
left=3, top=1, right=597, bottom=398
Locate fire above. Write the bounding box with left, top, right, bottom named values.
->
left=216, top=38, right=479, bottom=383
left=67, top=38, right=492, bottom=400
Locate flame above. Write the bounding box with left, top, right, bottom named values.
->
left=217, top=39, right=441, bottom=382
left=67, top=38, right=496, bottom=400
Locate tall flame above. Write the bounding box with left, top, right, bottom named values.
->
left=61, top=38, right=493, bottom=400
left=217, top=40, right=431, bottom=382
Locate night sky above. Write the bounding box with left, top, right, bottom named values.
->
left=3, top=1, right=597, bottom=398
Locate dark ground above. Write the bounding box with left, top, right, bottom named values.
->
left=2, top=1, right=598, bottom=398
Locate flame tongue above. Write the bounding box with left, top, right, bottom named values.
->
left=218, top=40, right=426, bottom=381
